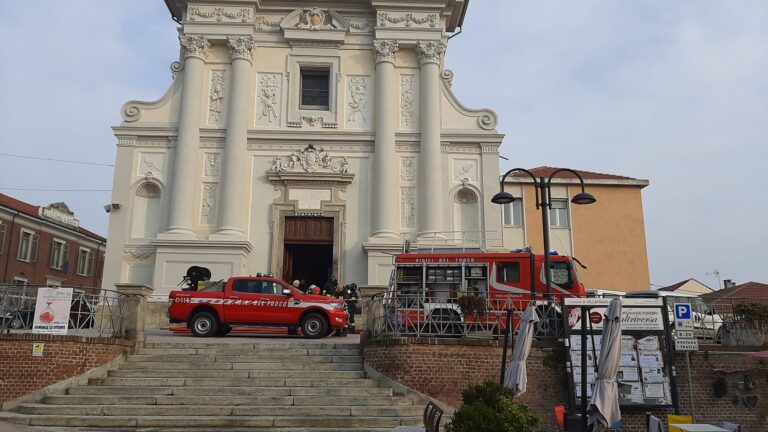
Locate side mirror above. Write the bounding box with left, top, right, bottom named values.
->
left=282, top=288, right=293, bottom=297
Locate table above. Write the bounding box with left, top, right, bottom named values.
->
left=670, top=424, right=728, bottom=432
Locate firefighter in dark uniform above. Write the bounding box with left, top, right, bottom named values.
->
left=329, top=283, right=347, bottom=336
left=322, top=278, right=338, bottom=297
left=344, top=283, right=361, bottom=334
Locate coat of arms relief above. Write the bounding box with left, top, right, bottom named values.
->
left=270, top=145, right=350, bottom=174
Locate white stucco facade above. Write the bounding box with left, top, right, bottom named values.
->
left=103, top=0, right=504, bottom=298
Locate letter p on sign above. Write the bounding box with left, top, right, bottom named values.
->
left=675, top=304, right=692, bottom=320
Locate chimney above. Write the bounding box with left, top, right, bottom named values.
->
left=723, top=279, right=735, bottom=289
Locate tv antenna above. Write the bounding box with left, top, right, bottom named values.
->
left=706, top=268, right=721, bottom=290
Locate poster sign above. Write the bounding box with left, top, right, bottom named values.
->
left=565, top=298, right=665, bottom=331
left=32, top=287, right=73, bottom=335
left=32, top=342, right=44, bottom=357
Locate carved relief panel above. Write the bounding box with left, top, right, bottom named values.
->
left=400, top=75, right=418, bottom=130
left=400, top=156, right=416, bottom=182
left=203, top=153, right=221, bottom=178
left=344, top=75, right=371, bottom=129
left=200, top=183, right=218, bottom=225
left=452, top=159, right=478, bottom=183
left=138, top=153, right=165, bottom=179
left=401, top=187, right=416, bottom=229
left=255, top=73, right=282, bottom=127
left=208, top=70, right=226, bottom=126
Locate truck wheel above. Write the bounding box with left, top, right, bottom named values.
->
left=190, top=311, right=219, bottom=337
left=301, top=313, right=328, bottom=339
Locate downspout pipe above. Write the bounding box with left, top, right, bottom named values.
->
left=2, top=211, right=19, bottom=283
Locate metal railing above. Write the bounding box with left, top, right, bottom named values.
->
left=0, top=284, right=128, bottom=338
left=402, top=230, right=503, bottom=254
left=366, top=291, right=570, bottom=340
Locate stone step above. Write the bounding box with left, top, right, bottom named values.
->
left=136, top=347, right=362, bottom=356
left=89, top=377, right=378, bottom=387
left=1, top=414, right=420, bottom=428
left=109, top=369, right=365, bottom=379
left=19, top=404, right=421, bottom=417
left=68, top=385, right=393, bottom=397
left=126, top=354, right=362, bottom=363
left=45, top=395, right=411, bottom=407
left=119, top=361, right=363, bottom=371
left=143, top=342, right=360, bottom=350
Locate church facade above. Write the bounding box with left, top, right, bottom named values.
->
left=103, top=0, right=503, bottom=298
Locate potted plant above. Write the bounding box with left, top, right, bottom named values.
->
left=445, top=381, right=541, bottom=432
left=457, top=294, right=487, bottom=320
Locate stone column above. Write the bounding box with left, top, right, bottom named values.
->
left=417, top=41, right=447, bottom=240
left=165, top=34, right=210, bottom=237
left=215, top=36, right=254, bottom=238
left=371, top=40, right=400, bottom=239
left=115, top=283, right=154, bottom=346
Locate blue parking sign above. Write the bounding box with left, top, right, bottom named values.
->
left=675, top=304, right=692, bottom=320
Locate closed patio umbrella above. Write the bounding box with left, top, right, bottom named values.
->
left=504, top=305, right=539, bottom=395
left=588, top=298, right=623, bottom=431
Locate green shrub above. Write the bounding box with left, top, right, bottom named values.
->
left=445, top=381, right=541, bottom=432
left=734, top=303, right=768, bottom=325
left=457, top=295, right=487, bottom=318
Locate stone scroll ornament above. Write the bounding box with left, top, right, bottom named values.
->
left=179, top=34, right=210, bottom=59
left=417, top=41, right=447, bottom=64
left=373, top=40, right=399, bottom=63
left=270, top=145, right=350, bottom=174
left=298, top=8, right=334, bottom=30
left=226, top=36, right=255, bottom=61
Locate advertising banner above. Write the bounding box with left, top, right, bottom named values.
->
left=32, top=287, right=73, bottom=335
left=564, top=298, right=665, bottom=331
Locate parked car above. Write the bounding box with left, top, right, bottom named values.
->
left=1, top=307, right=34, bottom=329
left=625, top=290, right=724, bottom=341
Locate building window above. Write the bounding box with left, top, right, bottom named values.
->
left=12, top=277, right=27, bottom=286
left=549, top=199, right=570, bottom=228
left=77, top=247, right=94, bottom=277
left=300, top=68, right=330, bottom=110
left=16, top=229, right=38, bottom=262
left=503, top=201, right=523, bottom=227
left=0, top=222, right=5, bottom=254
left=50, top=239, right=68, bottom=270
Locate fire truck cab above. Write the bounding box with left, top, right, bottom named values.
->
left=387, top=251, right=586, bottom=334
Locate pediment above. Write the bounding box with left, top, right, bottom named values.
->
left=280, top=8, right=349, bottom=47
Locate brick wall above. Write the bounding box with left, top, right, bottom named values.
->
left=0, top=334, right=131, bottom=403
left=363, top=337, right=768, bottom=431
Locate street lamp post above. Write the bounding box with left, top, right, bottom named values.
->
left=492, top=168, right=596, bottom=305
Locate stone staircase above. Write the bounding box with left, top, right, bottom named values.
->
left=1, top=341, right=421, bottom=431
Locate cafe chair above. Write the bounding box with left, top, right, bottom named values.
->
left=666, top=414, right=693, bottom=432
left=719, top=422, right=739, bottom=432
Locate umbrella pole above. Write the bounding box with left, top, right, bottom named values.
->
left=499, top=307, right=514, bottom=385
left=581, top=306, right=588, bottom=432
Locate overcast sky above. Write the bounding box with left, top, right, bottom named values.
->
left=0, top=1, right=766, bottom=288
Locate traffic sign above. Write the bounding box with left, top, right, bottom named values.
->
left=675, top=304, right=692, bottom=320
left=675, top=338, right=698, bottom=351
left=674, top=303, right=694, bottom=330
left=676, top=330, right=694, bottom=339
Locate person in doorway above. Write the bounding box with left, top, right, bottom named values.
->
left=322, top=278, right=338, bottom=297
left=292, top=280, right=303, bottom=292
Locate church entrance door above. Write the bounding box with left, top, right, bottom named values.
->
left=282, top=217, right=334, bottom=289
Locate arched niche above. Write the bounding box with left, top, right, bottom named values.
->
left=452, top=186, right=482, bottom=248
left=130, top=181, right=162, bottom=239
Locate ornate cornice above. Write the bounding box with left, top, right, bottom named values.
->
left=417, top=41, right=446, bottom=65
left=227, top=36, right=255, bottom=62
left=373, top=40, right=399, bottom=64
left=179, top=34, right=210, bottom=60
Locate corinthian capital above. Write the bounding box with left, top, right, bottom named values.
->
left=179, top=34, right=211, bottom=59
left=227, top=36, right=255, bottom=62
left=373, top=40, right=399, bottom=64
left=417, top=41, right=446, bottom=65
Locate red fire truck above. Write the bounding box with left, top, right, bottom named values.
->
left=386, top=251, right=586, bottom=335
left=168, top=275, right=348, bottom=338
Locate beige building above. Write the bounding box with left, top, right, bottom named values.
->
left=500, top=166, right=650, bottom=293
left=103, top=0, right=504, bottom=298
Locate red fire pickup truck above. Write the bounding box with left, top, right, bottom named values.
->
left=168, top=276, right=348, bottom=338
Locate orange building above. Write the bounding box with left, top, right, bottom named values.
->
left=500, top=167, right=650, bottom=293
